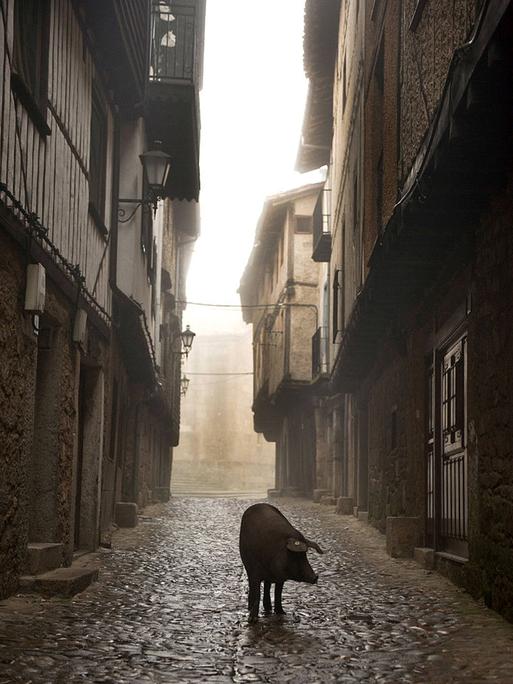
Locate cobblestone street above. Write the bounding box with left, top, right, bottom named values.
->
left=1, top=497, right=513, bottom=683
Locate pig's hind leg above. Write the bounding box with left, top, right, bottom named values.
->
left=274, top=581, right=285, bottom=614
left=263, top=581, right=272, bottom=613
left=248, top=578, right=261, bottom=622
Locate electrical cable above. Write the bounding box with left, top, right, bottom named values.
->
left=176, top=300, right=273, bottom=309
left=185, top=372, right=253, bottom=376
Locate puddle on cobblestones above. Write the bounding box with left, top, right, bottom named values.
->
left=0, top=498, right=512, bottom=683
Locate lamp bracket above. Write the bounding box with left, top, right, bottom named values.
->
left=118, top=191, right=159, bottom=223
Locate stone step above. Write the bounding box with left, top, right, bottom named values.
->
left=26, top=543, right=63, bottom=575
left=19, top=566, right=99, bottom=598
left=172, top=489, right=266, bottom=499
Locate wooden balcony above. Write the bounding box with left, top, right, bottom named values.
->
left=145, top=0, right=206, bottom=201
left=312, top=190, right=331, bottom=262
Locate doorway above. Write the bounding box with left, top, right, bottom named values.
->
left=29, top=321, right=60, bottom=543
left=426, top=333, right=468, bottom=559
left=74, top=364, right=104, bottom=551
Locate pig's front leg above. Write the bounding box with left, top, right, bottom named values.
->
left=263, top=581, right=272, bottom=613
left=248, top=579, right=261, bottom=622
left=274, top=581, right=285, bottom=614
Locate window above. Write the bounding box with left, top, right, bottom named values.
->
left=109, top=380, right=119, bottom=462
left=353, top=176, right=362, bottom=289
left=12, top=0, right=50, bottom=134
left=425, top=333, right=468, bottom=556
left=89, top=85, right=108, bottom=223
left=374, top=36, right=385, bottom=237
left=376, top=150, right=384, bottom=233
left=150, top=237, right=158, bottom=315
left=442, top=338, right=466, bottom=454
left=295, top=216, right=312, bottom=233
left=332, top=268, right=343, bottom=343
left=425, top=363, right=435, bottom=545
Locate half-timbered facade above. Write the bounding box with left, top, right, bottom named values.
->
left=0, top=0, right=205, bottom=599
left=240, top=183, right=323, bottom=498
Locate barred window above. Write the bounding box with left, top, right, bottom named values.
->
left=89, top=85, right=108, bottom=221
left=442, top=338, right=466, bottom=454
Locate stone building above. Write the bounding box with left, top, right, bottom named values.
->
left=298, top=0, right=513, bottom=621
left=239, top=183, right=323, bottom=498
left=0, top=0, right=204, bottom=598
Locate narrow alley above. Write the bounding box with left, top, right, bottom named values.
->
left=1, top=497, right=513, bottom=684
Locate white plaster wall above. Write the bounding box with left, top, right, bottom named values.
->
left=117, top=117, right=151, bottom=316
left=153, top=201, right=165, bottom=365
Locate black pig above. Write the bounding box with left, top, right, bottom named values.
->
left=239, top=503, right=324, bottom=622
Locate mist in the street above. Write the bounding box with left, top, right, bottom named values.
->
left=173, top=326, right=275, bottom=497
left=2, top=0, right=513, bottom=682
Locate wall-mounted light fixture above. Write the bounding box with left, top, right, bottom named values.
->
left=118, top=141, right=171, bottom=222
left=174, top=324, right=196, bottom=358
left=180, top=375, right=190, bottom=397
left=24, top=263, right=46, bottom=314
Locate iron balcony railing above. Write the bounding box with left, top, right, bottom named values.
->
left=150, top=1, right=198, bottom=83
left=312, top=188, right=332, bottom=262
left=312, top=326, right=329, bottom=378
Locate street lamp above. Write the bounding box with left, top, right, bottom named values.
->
left=173, top=325, right=196, bottom=358
left=181, top=325, right=195, bottom=356
left=180, top=375, right=190, bottom=397
left=118, top=141, right=172, bottom=222
left=140, top=147, right=171, bottom=193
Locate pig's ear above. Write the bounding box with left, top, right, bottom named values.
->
left=286, top=538, right=308, bottom=553
left=305, top=538, right=324, bottom=554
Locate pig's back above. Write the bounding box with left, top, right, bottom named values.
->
left=239, top=503, right=298, bottom=576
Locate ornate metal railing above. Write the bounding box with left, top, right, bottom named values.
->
left=149, top=0, right=198, bottom=83
left=312, top=326, right=328, bottom=378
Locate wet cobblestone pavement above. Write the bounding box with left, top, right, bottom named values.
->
left=1, top=498, right=513, bottom=683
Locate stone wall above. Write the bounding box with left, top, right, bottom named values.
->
left=0, top=234, right=37, bottom=598
left=363, top=0, right=400, bottom=267
left=400, top=0, right=481, bottom=182
left=358, top=169, right=513, bottom=621
left=0, top=232, right=79, bottom=592
left=366, top=350, right=410, bottom=532
left=469, top=173, right=513, bottom=620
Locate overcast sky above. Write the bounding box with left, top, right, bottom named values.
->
left=184, top=0, right=320, bottom=337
